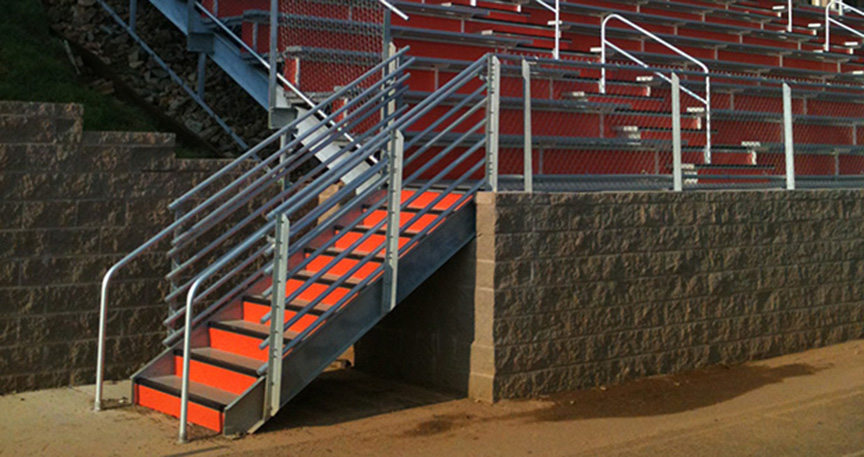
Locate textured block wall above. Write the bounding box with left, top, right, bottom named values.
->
left=0, top=102, right=232, bottom=394
left=480, top=190, right=864, bottom=400
left=357, top=190, right=864, bottom=402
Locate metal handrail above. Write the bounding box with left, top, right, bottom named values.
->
left=601, top=14, right=712, bottom=163
left=194, top=2, right=359, bottom=148
left=94, top=0, right=248, bottom=149
left=93, top=48, right=410, bottom=415
left=825, top=0, right=864, bottom=51
left=256, top=56, right=490, bottom=352
left=175, top=51, right=412, bottom=443
left=534, top=0, right=561, bottom=60
left=379, top=0, right=409, bottom=21
left=169, top=47, right=408, bottom=211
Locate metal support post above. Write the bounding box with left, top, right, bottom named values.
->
left=672, top=74, right=683, bottom=192
left=783, top=83, right=796, bottom=190
left=522, top=59, right=533, bottom=193
left=264, top=213, right=290, bottom=420
left=267, top=0, right=279, bottom=128
left=129, top=0, right=138, bottom=33
left=382, top=131, right=404, bottom=313
left=486, top=55, right=501, bottom=192
left=196, top=53, right=206, bottom=99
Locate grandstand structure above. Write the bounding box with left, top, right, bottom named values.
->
left=91, top=0, right=864, bottom=441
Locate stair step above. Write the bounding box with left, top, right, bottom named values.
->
left=359, top=210, right=440, bottom=234
left=305, top=255, right=382, bottom=281
left=177, top=347, right=262, bottom=378
left=294, top=269, right=363, bottom=287
left=211, top=319, right=297, bottom=340
left=136, top=375, right=235, bottom=411
left=402, top=189, right=464, bottom=211
left=170, top=354, right=257, bottom=395
left=244, top=294, right=332, bottom=316
left=134, top=376, right=227, bottom=432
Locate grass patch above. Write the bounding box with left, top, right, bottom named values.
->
left=0, top=0, right=158, bottom=132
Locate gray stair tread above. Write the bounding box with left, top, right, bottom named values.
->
left=245, top=293, right=334, bottom=315
left=296, top=270, right=362, bottom=286
left=214, top=319, right=300, bottom=340
left=190, top=347, right=262, bottom=375
left=140, top=375, right=236, bottom=409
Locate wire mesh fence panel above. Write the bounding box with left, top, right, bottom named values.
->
left=277, top=0, right=384, bottom=97
left=496, top=56, right=676, bottom=192
left=786, top=83, right=864, bottom=189
left=682, top=79, right=789, bottom=190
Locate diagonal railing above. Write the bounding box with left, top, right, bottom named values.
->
left=94, top=43, right=499, bottom=443
left=601, top=14, right=712, bottom=164
left=825, top=0, right=864, bottom=51
left=175, top=52, right=494, bottom=442
left=94, top=47, right=412, bottom=415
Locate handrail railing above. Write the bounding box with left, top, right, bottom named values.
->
left=94, top=0, right=248, bottom=149
left=194, top=1, right=359, bottom=150
left=379, top=0, right=409, bottom=20
left=253, top=55, right=492, bottom=375
left=93, top=47, right=411, bottom=416
left=174, top=48, right=416, bottom=443
left=534, top=0, right=561, bottom=60
left=601, top=13, right=712, bottom=163
left=825, top=0, right=864, bottom=51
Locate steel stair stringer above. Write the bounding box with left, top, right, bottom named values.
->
left=224, top=202, right=476, bottom=435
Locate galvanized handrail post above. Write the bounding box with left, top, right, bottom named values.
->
left=783, top=83, right=796, bottom=190
left=535, top=0, right=560, bottom=59
left=129, top=0, right=137, bottom=32
left=486, top=55, right=501, bottom=192
left=178, top=278, right=201, bottom=443
left=267, top=0, right=279, bottom=128
left=522, top=59, right=534, bottom=193
left=672, top=74, right=683, bottom=192
left=382, top=131, right=404, bottom=313
left=264, top=213, right=290, bottom=419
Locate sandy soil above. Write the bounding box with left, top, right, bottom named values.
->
left=1, top=340, right=863, bottom=457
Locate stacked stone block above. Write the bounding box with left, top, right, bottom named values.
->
left=358, top=190, right=864, bottom=402
left=480, top=191, right=864, bottom=400
left=0, top=101, right=232, bottom=394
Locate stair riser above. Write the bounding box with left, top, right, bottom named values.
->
left=209, top=327, right=269, bottom=362
left=134, top=384, right=223, bottom=432
left=242, top=301, right=322, bottom=333
left=172, top=356, right=256, bottom=396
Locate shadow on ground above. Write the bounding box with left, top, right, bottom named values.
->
left=528, top=363, right=825, bottom=422
left=403, top=363, right=826, bottom=437
left=257, top=368, right=459, bottom=434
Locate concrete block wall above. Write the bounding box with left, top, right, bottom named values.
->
left=481, top=190, right=864, bottom=400
left=357, top=190, right=864, bottom=402
left=0, top=101, right=233, bottom=394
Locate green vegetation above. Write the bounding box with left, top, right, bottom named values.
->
left=0, top=0, right=157, bottom=132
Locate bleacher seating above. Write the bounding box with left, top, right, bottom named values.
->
left=201, top=0, right=864, bottom=181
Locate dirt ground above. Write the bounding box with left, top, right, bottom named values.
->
left=1, top=340, right=863, bottom=457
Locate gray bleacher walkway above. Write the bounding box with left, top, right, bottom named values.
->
left=2, top=340, right=863, bottom=456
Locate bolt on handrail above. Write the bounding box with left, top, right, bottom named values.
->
left=825, top=0, right=864, bottom=51
left=601, top=14, right=712, bottom=163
